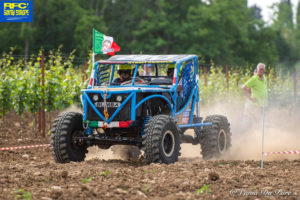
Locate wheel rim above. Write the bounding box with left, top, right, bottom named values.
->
left=162, top=130, right=175, bottom=157
left=218, top=129, right=227, bottom=153
left=72, top=130, right=84, bottom=149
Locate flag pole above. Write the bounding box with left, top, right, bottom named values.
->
left=92, top=52, right=95, bottom=69
left=92, top=28, right=95, bottom=70
left=260, top=88, right=266, bottom=169
left=91, top=28, right=95, bottom=88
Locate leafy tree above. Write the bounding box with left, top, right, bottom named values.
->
left=297, top=0, right=300, bottom=30
left=185, top=0, right=277, bottom=65
left=250, top=5, right=263, bottom=20
left=272, top=0, right=297, bottom=68
left=273, top=0, right=294, bottom=30
left=0, top=0, right=299, bottom=67
left=33, top=0, right=83, bottom=53
left=103, top=0, right=149, bottom=54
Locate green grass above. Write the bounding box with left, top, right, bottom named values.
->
left=196, top=184, right=211, bottom=195
left=82, top=177, right=94, bottom=183
left=10, top=189, right=32, bottom=200
left=143, top=168, right=158, bottom=174
left=99, top=170, right=111, bottom=177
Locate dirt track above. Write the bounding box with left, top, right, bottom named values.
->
left=0, top=146, right=299, bottom=200
left=0, top=111, right=300, bottom=200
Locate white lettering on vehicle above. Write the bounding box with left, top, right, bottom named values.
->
left=94, top=102, right=121, bottom=108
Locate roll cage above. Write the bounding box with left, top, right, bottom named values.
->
left=81, top=55, right=212, bottom=129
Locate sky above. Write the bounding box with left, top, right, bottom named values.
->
left=248, top=0, right=299, bottom=23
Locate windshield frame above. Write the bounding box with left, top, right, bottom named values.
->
left=92, top=62, right=178, bottom=88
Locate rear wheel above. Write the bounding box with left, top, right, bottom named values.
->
left=51, top=112, right=87, bottom=163
left=200, top=115, right=231, bottom=160
left=142, top=115, right=180, bottom=164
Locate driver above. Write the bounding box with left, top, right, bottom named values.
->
left=112, top=64, right=132, bottom=84
left=167, top=64, right=175, bottom=78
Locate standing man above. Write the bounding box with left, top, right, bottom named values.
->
left=242, top=63, right=268, bottom=126
left=242, top=63, right=268, bottom=107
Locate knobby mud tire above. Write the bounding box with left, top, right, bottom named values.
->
left=51, top=112, right=87, bottom=163
left=200, top=115, right=231, bottom=160
left=142, top=115, right=180, bottom=164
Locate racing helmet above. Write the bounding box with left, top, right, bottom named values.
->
left=167, top=64, right=175, bottom=69
left=167, top=64, right=175, bottom=77
left=167, top=63, right=183, bottom=76
left=118, top=64, right=132, bottom=75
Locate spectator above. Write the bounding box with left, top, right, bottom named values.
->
left=242, top=63, right=268, bottom=107
left=143, top=64, right=152, bottom=76
left=242, top=63, right=268, bottom=127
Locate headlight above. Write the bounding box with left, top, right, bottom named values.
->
left=93, top=94, right=99, bottom=101
left=116, top=95, right=122, bottom=102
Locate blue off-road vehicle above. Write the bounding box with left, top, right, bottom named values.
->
left=51, top=55, right=231, bottom=164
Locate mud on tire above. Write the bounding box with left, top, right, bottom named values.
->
left=200, top=115, right=231, bottom=160
left=51, top=112, right=87, bottom=163
left=142, top=115, right=180, bottom=164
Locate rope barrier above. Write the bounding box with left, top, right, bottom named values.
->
left=263, top=150, right=300, bottom=156
left=0, top=144, right=51, bottom=151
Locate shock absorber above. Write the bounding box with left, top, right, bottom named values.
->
left=85, top=127, right=93, bottom=135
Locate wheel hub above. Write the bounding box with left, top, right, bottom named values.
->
left=162, top=130, right=175, bottom=157
left=218, top=129, right=227, bottom=153
left=72, top=130, right=85, bottom=149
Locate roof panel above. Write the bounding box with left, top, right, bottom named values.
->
left=98, top=54, right=197, bottom=63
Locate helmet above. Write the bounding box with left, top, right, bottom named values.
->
left=167, top=63, right=183, bottom=77
left=118, top=64, right=132, bottom=70
left=167, top=64, right=175, bottom=77
left=167, top=64, right=175, bottom=69
left=118, top=64, right=132, bottom=75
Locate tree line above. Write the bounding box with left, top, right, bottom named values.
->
left=1, top=0, right=300, bottom=69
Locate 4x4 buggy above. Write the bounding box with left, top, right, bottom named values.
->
left=51, top=55, right=232, bottom=164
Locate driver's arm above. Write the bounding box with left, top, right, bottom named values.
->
left=111, top=78, right=121, bottom=85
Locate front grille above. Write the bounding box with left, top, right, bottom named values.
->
left=86, top=94, right=131, bottom=121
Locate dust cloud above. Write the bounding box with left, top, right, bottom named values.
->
left=200, top=96, right=300, bottom=161
left=86, top=145, right=142, bottom=161
left=86, top=146, right=115, bottom=160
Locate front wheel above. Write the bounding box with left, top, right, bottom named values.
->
left=51, top=112, right=88, bottom=163
left=200, top=115, right=231, bottom=160
left=142, top=115, right=180, bottom=164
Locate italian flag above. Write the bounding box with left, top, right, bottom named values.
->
left=93, top=29, right=120, bottom=56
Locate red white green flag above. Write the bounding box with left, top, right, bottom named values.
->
left=93, top=29, right=120, bottom=55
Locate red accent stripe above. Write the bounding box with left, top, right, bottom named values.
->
left=173, top=77, right=176, bottom=84
left=119, top=120, right=133, bottom=128
left=99, top=61, right=126, bottom=64
left=89, top=78, right=93, bottom=86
